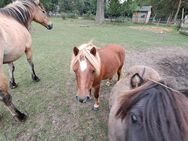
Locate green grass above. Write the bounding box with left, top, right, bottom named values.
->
left=0, top=18, right=188, bottom=141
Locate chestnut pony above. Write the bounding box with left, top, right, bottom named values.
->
left=0, top=0, right=53, bottom=89
left=71, top=43, right=125, bottom=110
left=0, top=0, right=52, bottom=121
left=108, top=81, right=188, bottom=141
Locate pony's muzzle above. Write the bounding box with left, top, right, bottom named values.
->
left=76, top=96, right=90, bottom=103
left=47, top=23, right=53, bottom=30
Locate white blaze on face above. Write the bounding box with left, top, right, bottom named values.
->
left=80, top=60, right=87, bottom=71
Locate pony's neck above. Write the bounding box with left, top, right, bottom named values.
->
left=0, top=2, right=34, bottom=29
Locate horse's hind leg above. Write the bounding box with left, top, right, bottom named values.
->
left=25, top=48, right=40, bottom=82
left=0, top=73, right=27, bottom=121
left=1, top=92, right=27, bottom=122
left=8, top=62, right=18, bottom=89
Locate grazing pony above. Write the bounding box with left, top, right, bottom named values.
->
left=70, top=42, right=125, bottom=110
left=108, top=81, right=188, bottom=141
left=0, top=0, right=53, bottom=88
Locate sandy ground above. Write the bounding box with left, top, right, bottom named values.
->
left=124, top=47, right=188, bottom=89
left=129, top=26, right=172, bottom=33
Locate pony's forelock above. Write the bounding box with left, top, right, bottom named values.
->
left=116, top=81, right=188, bottom=141
left=70, top=42, right=101, bottom=75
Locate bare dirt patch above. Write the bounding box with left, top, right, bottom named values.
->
left=129, top=26, right=172, bottom=33
left=124, top=47, right=188, bottom=89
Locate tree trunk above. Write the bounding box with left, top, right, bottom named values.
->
left=174, top=0, right=182, bottom=22
left=96, top=0, right=105, bottom=24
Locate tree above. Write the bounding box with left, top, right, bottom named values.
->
left=0, top=0, right=12, bottom=7
left=121, top=0, right=139, bottom=17
left=107, top=0, right=121, bottom=17
left=41, top=0, right=58, bottom=12
left=174, top=0, right=182, bottom=21
left=96, top=0, right=105, bottom=24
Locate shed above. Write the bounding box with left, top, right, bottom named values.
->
left=179, top=15, right=188, bottom=35
left=132, top=6, right=152, bottom=24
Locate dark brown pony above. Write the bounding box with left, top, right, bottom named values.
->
left=108, top=81, right=188, bottom=141
left=0, top=0, right=53, bottom=89
left=71, top=42, right=125, bottom=110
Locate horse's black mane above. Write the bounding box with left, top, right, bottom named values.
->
left=0, top=0, right=40, bottom=28
left=116, top=82, right=188, bottom=141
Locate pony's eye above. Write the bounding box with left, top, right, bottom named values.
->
left=131, top=114, right=138, bottom=123
left=92, top=70, right=95, bottom=73
left=42, top=10, right=45, bottom=13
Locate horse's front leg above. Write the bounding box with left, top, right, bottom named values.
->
left=25, top=48, right=40, bottom=82
left=8, top=62, right=18, bottom=89
left=93, top=85, right=100, bottom=111
left=1, top=92, right=27, bottom=122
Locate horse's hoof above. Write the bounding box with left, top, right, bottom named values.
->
left=92, top=107, right=99, bottom=111
left=9, top=82, right=18, bottom=89
left=15, top=112, right=27, bottom=122
left=92, top=105, right=99, bottom=111
left=32, top=75, right=40, bottom=82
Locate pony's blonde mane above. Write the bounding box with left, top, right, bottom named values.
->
left=70, top=42, right=101, bottom=75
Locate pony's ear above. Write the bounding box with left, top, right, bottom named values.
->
left=90, top=47, right=96, bottom=56
left=34, top=0, right=40, bottom=5
left=130, top=73, right=144, bottom=88
left=73, top=47, right=79, bottom=56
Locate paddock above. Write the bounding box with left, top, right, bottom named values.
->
left=0, top=18, right=188, bottom=140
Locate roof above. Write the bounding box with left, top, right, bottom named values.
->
left=139, top=6, right=152, bottom=12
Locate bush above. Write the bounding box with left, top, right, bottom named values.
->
left=61, top=12, right=79, bottom=19
left=61, top=12, right=67, bottom=20
left=82, top=13, right=95, bottom=20
left=67, top=13, right=79, bottom=19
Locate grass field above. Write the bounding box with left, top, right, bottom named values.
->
left=0, top=18, right=188, bottom=141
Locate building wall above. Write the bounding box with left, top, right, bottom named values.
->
left=132, top=12, right=148, bottom=23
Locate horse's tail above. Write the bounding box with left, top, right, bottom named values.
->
left=130, top=73, right=144, bottom=88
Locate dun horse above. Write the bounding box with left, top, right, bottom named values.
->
left=0, top=0, right=52, bottom=121
left=108, top=81, right=188, bottom=141
left=71, top=42, right=125, bottom=110
left=0, top=0, right=53, bottom=88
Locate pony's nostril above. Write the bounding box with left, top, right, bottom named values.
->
left=47, top=24, right=53, bottom=30
left=79, top=99, right=84, bottom=103
left=86, top=96, right=90, bottom=100
left=76, top=96, right=89, bottom=103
